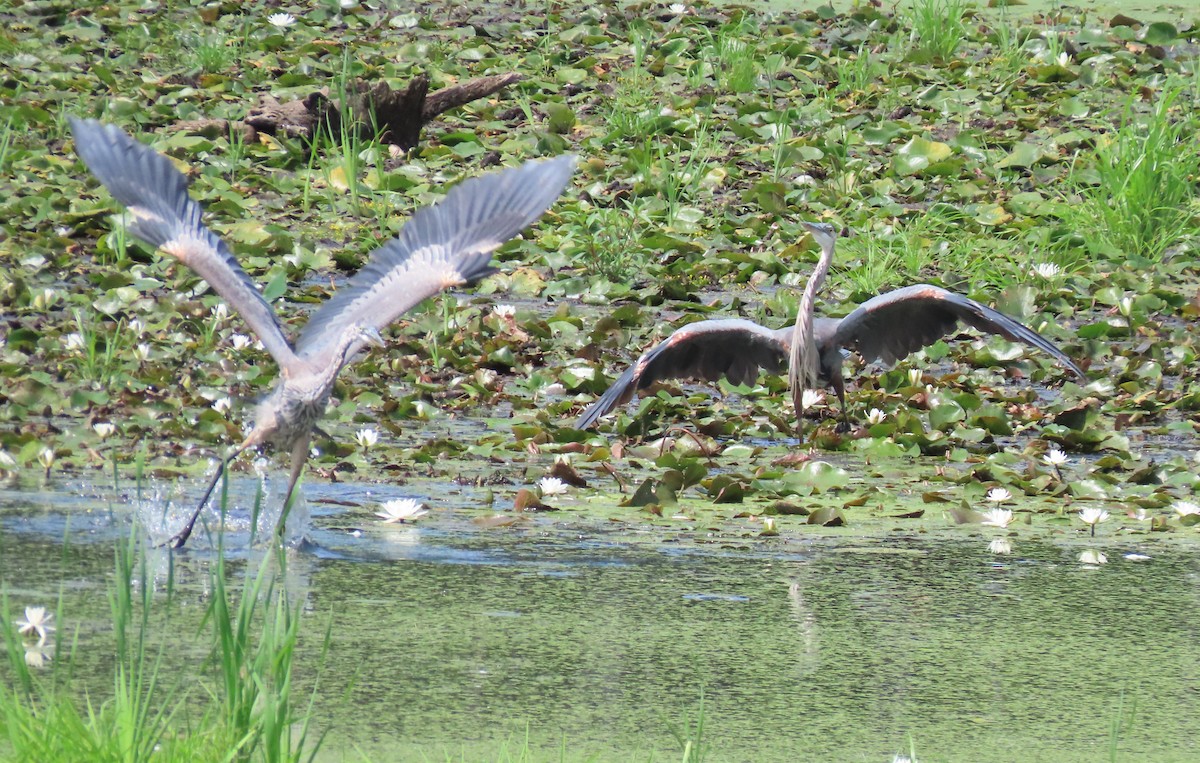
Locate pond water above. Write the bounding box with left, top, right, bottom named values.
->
left=1, top=482, right=1198, bottom=762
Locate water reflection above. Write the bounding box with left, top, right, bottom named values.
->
left=2, top=489, right=1199, bottom=761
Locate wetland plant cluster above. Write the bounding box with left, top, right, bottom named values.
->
left=1, top=0, right=1199, bottom=759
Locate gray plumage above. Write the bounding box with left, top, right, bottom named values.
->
left=71, top=117, right=575, bottom=546
left=576, top=283, right=1083, bottom=429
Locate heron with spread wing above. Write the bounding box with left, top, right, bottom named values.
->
left=576, top=221, right=1083, bottom=431
left=72, top=118, right=575, bottom=547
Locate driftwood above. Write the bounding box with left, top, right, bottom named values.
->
left=174, top=72, right=523, bottom=152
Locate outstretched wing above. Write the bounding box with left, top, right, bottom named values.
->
left=576, top=319, right=790, bottom=429
left=830, top=284, right=1084, bottom=377
left=70, top=118, right=298, bottom=370
left=295, top=155, right=576, bottom=366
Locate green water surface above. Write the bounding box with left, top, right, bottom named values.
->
left=2, top=492, right=1196, bottom=762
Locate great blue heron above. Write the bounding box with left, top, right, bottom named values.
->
left=576, top=221, right=1084, bottom=431
left=71, top=118, right=575, bottom=548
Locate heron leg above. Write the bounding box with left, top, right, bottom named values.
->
left=274, top=436, right=311, bottom=541
left=832, top=375, right=851, bottom=433
left=791, top=384, right=807, bottom=442
left=167, top=445, right=243, bottom=549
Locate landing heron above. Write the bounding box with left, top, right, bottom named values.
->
left=576, top=221, right=1083, bottom=431
left=71, top=118, right=575, bottom=547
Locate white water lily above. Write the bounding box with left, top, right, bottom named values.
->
left=980, top=508, right=1014, bottom=529
left=1078, top=549, right=1107, bottom=566
left=1042, top=448, right=1067, bottom=467
left=985, top=487, right=1011, bottom=504
left=1079, top=507, right=1109, bottom=526
left=375, top=498, right=428, bottom=523
left=37, top=447, right=55, bottom=470
left=0, top=450, right=15, bottom=467
left=800, top=389, right=824, bottom=410
left=212, top=397, right=232, bottom=414
left=355, top=427, right=379, bottom=450
left=133, top=343, right=151, bottom=362
left=16, top=606, right=54, bottom=641
left=1173, top=500, right=1200, bottom=518
left=230, top=333, right=252, bottom=350
left=988, top=537, right=1012, bottom=555
left=1032, top=262, right=1060, bottom=279
left=1079, top=507, right=1110, bottom=536
left=267, top=12, right=296, bottom=28
left=494, top=304, right=516, bottom=319
left=761, top=516, right=778, bottom=536
left=538, top=476, right=569, bottom=496
left=669, top=3, right=689, bottom=14
left=908, top=368, right=923, bottom=387
left=92, top=422, right=116, bottom=439
left=64, top=332, right=85, bottom=352
left=866, top=408, right=886, bottom=425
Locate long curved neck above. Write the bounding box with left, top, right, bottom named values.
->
left=787, top=240, right=834, bottom=414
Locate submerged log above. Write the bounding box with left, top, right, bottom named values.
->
left=174, top=72, right=523, bottom=152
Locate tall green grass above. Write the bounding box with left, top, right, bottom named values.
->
left=1073, top=86, right=1199, bottom=262
left=907, top=0, right=968, bottom=62
left=0, top=532, right=325, bottom=763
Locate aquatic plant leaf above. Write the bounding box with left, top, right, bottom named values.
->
left=995, top=142, right=1043, bottom=169
left=549, top=460, right=588, bottom=488
left=624, top=478, right=660, bottom=507
left=1141, top=22, right=1177, bottom=45
left=893, top=137, right=953, bottom=176
left=514, top=488, right=554, bottom=512
left=806, top=507, right=844, bottom=526
left=948, top=507, right=985, bottom=524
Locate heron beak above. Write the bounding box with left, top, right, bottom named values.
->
left=360, top=326, right=386, bottom=348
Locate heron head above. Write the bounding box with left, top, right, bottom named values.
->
left=357, top=325, right=385, bottom=348
left=801, top=221, right=838, bottom=252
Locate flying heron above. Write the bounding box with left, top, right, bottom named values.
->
left=71, top=118, right=575, bottom=548
left=576, top=221, right=1084, bottom=431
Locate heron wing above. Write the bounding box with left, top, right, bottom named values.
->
left=71, top=119, right=298, bottom=370
left=295, top=155, right=576, bottom=365
left=576, top=319, right=788, bottom=428
left=830, top=284, right=1083, bottom=377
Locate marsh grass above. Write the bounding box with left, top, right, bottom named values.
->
left=206, top=546, right=324, bottom=762
left=0, top=531, right=324, bottom=763
left=565, top=201, right=646, bottom=282
left=657, top=125, right=714, bottom=228
left=831, top=46, right=886, bottom=103
left=907, top=0, right=968, bottom=62
left=0, top=536, right=191, bottom=763
left=71, top=310, right=129, bottom=386
left=664, top=690, right=708, bottom=763
left=191, top=34, right=235, bottom=75
left=1072, top=87, right=1199, bottom=261
left=985, top=13, right=1028, bottom=84
left=0, top=112, right=15, bottom=175
left=716, top=28, right=757, bottom=94
left=604, top=60, right=659, bottom=143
